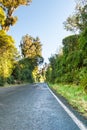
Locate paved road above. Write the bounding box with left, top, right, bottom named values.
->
left=0, top=83, right=86, bottom=130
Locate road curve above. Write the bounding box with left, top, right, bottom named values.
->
left=0, top=83, right=86, bottom=130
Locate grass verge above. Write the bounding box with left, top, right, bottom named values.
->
left=48, top=83, right=87, bottom=118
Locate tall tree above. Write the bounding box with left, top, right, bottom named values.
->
left=20, top=34, right=43, bottom=65
left=0, top=30, right=17, bottom=78
left=0, top=0, right=32, bottom=31
left=18, top=34, right=44, bottom=83
left=64, top=0, right=87, bottom=32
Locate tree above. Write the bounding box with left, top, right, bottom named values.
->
left=20, top=34, right=43, bottom=65
left=12, top=58, right=34, bottom=83
left=0, top=0, right=33, bottom=85
left=79, top=27, right=87, bottom=66
left=0, top=0, right=32, bottom=31
left=0, top=30, right=17, bottom=78
left=18, top=34, right=44, bottom=83
left=75, top=0, right=87, bottom=7
left=46, top=0, right=87, bottom=88
left=62, top=35, right=79, bottom=56
left=45, top=65, right=52, bottom=83
left=64, top=1, right=87, bottom=32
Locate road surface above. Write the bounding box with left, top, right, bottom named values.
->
left=0, top=83, right=87, bottom=130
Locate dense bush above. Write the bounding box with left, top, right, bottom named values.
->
left=7, top=76, right=15, bottom=84
left=46, top=34, right=87, bottom=88
left=0, top=77, right=5, bottom=86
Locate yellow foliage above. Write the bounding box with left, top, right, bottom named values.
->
left=0, top=30, right=17, bottom=78
left=0, top=7, right=5, bottom=25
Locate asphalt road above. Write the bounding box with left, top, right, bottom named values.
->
left=0, top=83, right=87, bottom=130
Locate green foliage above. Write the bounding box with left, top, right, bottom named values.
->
left=12, top=58, right=34, bottom=83
left=46, top=33, right=87, bottom=88
left=0, top=76, right=5, bottom=86
left=49, top=83, right=87, bottom=115
left=7, top=76, right=15, bottom=84
left=63, top=35, right=79, bottom=55
left=21, top=69, right=33, bottom=82
left=79, top=67, right=87, bottom=88
left=46, top=65, right=52, bottom=83
left=64, top=3, right=87, bottom=32
left=46, top=2, right=87, bottom=87
left=79, top=27, right=87, bottom=52
left=46, top=1, right=87, bottom=115
left=10, top=34, right=43, bottom=84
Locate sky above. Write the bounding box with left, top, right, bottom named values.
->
left=8, top=0, right=76, bottom=63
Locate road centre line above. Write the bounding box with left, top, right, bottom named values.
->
left=47, top=85, right=87, bottom=130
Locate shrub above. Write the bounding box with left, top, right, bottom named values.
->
left=0, top=77, right=5, bottom=86
left=7, top=76, right=15, bottom=84
left=79, top=67, right=87, bottom=90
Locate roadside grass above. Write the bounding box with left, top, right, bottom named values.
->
left=48, top=83, right=87, bottom=117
